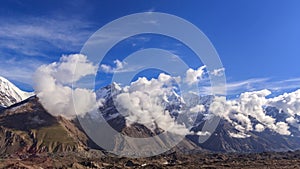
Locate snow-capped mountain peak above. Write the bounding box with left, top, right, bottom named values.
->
left=0, top=76, right=34, bottom=107
left=96, top=82, right=122, bottom=100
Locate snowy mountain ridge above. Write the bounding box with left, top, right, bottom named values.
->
left=0, top=76, right=34, bottom=107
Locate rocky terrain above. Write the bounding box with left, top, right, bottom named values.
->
left=1, top=150, right=300, bottom=168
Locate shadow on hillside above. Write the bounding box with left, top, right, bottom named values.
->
left=0, top=96, right=58, bottom=131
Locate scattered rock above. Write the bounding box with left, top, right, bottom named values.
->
left=124, top=160, right=137, bottom=167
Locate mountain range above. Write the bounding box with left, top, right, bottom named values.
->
left=0, top=76, right=300, bottom=158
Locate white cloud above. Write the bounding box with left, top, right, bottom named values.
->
left=203, top=78, right=269, bottom=96
left=228, top=131, right=250, bottom=138
left=0, top=17, right=93, bottom=56
left=196, top=131, right=211, bottom=136
left=53, top=54, right=98, bottom=84
left=100, top=67, right=299, bottom=137
left=208, top=96, right=232, bottom=122
left=0, top=57, right=44, bottom=87
left=232, top=113, right=253, bottom=131
left=0, top=17, right=94, bottom=87
left=286, top=116, right=300, bottom=130
left=255, top=124, right=265, bottom=132
left=275, top=122, right=291, bottom=135
left=209, top=68, right=225, bottom=77
left=33, top=54, right=99, bottom=119
left=268, top=89, right=300, bottom=116
left=100, top=59, right=127, bottom=73
left=114, top=73, right=190, bottom=135
left=185, top=65, right=206, bottom=85
left=209, top=89, right=292, bottom=136
left=203, top=77, right=300, bottom=96
left=189, top=105, right=205, bottom=113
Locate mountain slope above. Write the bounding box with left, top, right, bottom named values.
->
left=0, top=76, right=33, bottom=107
left=0, top=96, right=89, bottom=155
left=187, top=119, right=300, bottom=153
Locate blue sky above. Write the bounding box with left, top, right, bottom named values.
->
left=0, top=0, right=300, bottom=96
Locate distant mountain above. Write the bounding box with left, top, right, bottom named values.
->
left=95, top=83, right=300, bottom=153
left=187, top=119, right=300, bottom=153
left=0, top=76, right=33, bottom=107
left=85, top=83, right=201, bottom=156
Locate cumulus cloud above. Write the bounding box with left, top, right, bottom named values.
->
left=208, top=89, right=292, bottom=136
left=185, top=65, right=206, bottom=85
left=255, top=124, right=265, bottom=132
left=268, top=89, right=300, bottom=116
left=286, top=116, right=300, bottom=130
left=100, top=59, right=127, bottom=73
left=208, top=96, right=232, bottom=121
left=274, top=122, right=291, bottom=135
left=231, top=90, right=274, bottom=131
left=34, top=54, right=99, bottom=119
left=114, top=73, right=190, bottom=135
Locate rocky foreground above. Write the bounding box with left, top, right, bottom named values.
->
left=1, top=150, right=300, bottom=169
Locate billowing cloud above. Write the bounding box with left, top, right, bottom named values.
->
left=114, top=73, right=190, bottom=135
left=255, top=124, right=265, bottom=132
left=185, top=65, right=206, bottom=85
left=208, top=89, right=292, bottom=136
left=34, top=54, right=99, bottom=119
left=286, top=116, right=300, bottom=130
left=268, top=89, right=300, bottom=116
left=274, top=122, right=291, bottom=135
